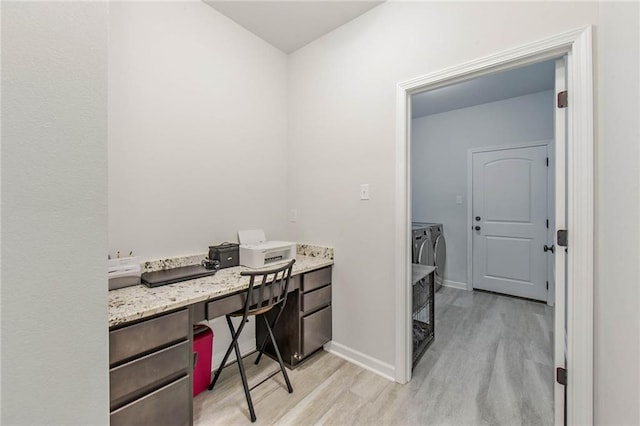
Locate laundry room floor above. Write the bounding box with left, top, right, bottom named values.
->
left=408, top=286, right=554, bottom=425
left=194, top=287, right=554, bottom=425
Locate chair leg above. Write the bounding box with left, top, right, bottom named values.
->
left=263, top=315, right=293, bottom=394
left=208, top=315, right=246, bottom=392
left=231, top=322, right=257, bottom=422
left=254, top=306, right=283, bottom=365
left=254, top=333, right=269, bottom=365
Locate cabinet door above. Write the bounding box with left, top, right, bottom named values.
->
left=110, top=340, right=190, bottom=410
left=301, top=285, right=331, bottom=314
left=301, top=305, right=332, bottom=357
left=110, top=376, right=190, bottom=426
left=110, top=309, right=189, bottom=366
left=301, top=267, right=332, bottom=293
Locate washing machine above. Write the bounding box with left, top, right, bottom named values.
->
left=412, top=222, right=446, bottom=291
left=411, top=223, right=434, bottom=267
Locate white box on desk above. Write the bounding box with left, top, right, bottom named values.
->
left=108, top=257, right=141, bottom=290
left=238, top=229, right=296, bottom=269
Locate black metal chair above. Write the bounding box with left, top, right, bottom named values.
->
left=208, top=259, right=295, bottom=422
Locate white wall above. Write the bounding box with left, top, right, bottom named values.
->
left=108, top=1, right=290, bottom=371
left=108, top=2, right=289, bottom=261
left=595, top=2, right=640, bottom=423
left=1, top=2, right=109, bottom=424
left=411, top=91, right=554, bottom=286
left=287, top=2, right=639, bottom=423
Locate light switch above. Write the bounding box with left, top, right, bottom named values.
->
left=456, top=195, right=463, bottom=204
left=360, top=184, right=370, bottom=200
left=290, top=209, right=298, bottom=222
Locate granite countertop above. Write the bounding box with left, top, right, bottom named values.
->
left=109, top=251, right=333, bottom=328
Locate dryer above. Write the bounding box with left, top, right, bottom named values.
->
left=412, top=222, right=446, bottom=291
left=411, top=223, right=434, bottom=267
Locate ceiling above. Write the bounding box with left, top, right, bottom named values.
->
left=203, top=1, right=384, bottom=54
left=412, top=60, right=556, bottom=118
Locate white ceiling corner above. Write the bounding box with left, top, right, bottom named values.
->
left=203, top=1, right=385, bottom=54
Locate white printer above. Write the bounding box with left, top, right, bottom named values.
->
left=238, top=229, right=296, bottom=269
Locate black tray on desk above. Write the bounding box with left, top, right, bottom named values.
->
left=141, top=265, right=217, bottom=288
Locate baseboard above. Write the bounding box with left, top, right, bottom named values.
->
left=443, top=279, right=468, bottom=290
left=323, top=341, right=395, bottom=382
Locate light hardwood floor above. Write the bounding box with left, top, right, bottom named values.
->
left=194, top=287, right=554, bottom=425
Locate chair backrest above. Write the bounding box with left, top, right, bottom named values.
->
left=239, top=259, right=296, bottom=317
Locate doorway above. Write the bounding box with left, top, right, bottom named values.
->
left=394, top=27, right=594, bottom=426
left=409, top=59, right=556, bottom=423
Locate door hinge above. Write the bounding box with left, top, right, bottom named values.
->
left=557, top=229, right=568, bottom=247
left=556, top=367, right=567, bottom=386
left=557, top=91, right=568, bottom=108
left=546, top=157, right=549, bottom=167
left=546, top=219, right=549, bottom=229
left=546, top=281, right=549, bottom=290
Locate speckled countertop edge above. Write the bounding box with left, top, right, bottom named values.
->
left=109, top=246, right=334, bottom=328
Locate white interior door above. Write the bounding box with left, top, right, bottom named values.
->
left=472, top=144, right=549, bottom=301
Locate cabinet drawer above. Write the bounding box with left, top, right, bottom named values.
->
left=110, top=340, right=190, bottom=410
left=110, top=309, right=189, bottom=366
left=301, top=285, right=331, bottom=314
left=301, top=267, right=332, bottom=293
left=301, top=305, right=332, bottom=356
left=110, top=375, right=190, bottom=426
left=206, top=294, right=245, bottom=320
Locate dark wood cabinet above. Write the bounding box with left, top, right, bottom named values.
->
left=256, top=266, right=332, bottom=368
left=110, top=376, right=191, bottom=426
left=109, top=308, right=192, bottom=426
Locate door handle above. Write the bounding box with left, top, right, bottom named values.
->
left=474, top=226, right=481, bottom=231
left=544, top=245, right=555, bottom=253
left=475, top=216, right=481, bottom=221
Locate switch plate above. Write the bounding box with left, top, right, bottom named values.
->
left=360, top=184, right=370, bottom=200
left=456, top=195, right=463, bottom=204
left=289, top=209, right=297, bottom=222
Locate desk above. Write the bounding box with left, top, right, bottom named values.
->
left=108, top=255, right=333, bottom=426
left=109, top=255, right=333, bottom=327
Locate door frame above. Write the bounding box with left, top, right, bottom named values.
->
left=466, top=141, right=552, bottom=299
left=394, top=26, right=593, bottom=425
